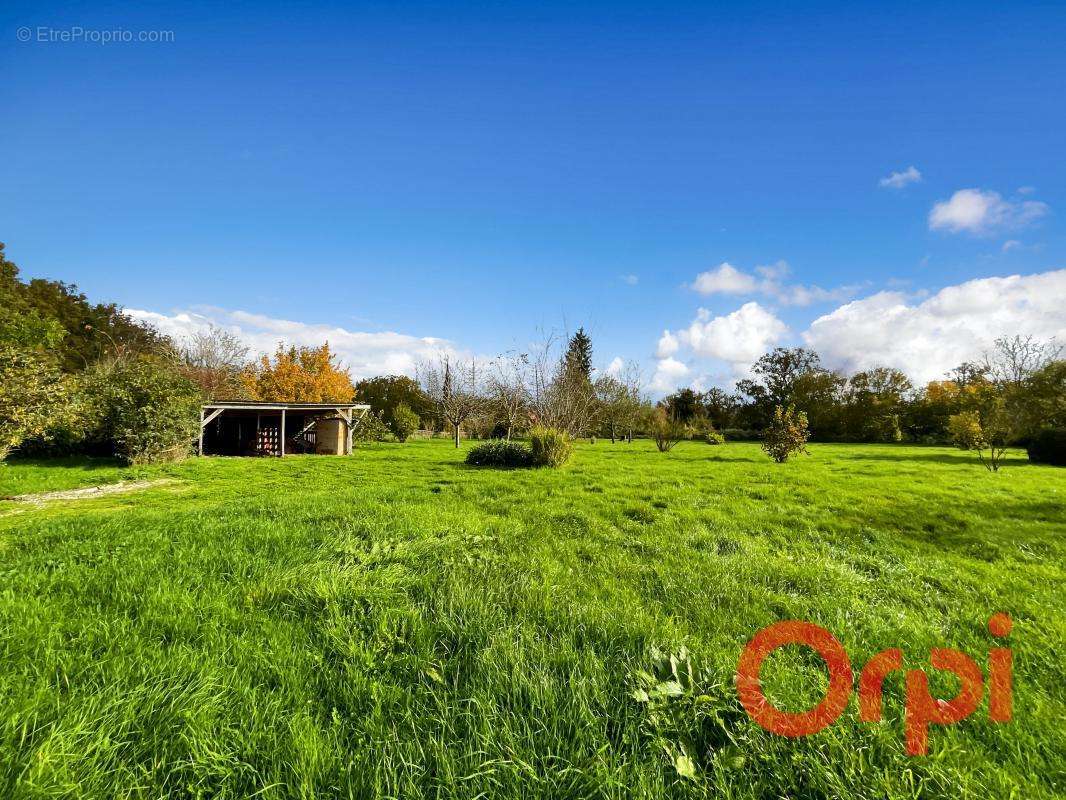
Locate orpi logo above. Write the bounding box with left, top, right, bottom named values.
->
left=735, top=614, right=1013, bottom=755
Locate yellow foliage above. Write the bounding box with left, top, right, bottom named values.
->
left=240, top=343, right=354, bottom=403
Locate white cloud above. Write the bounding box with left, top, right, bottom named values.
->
left=929, top=189, right=1049, bottom=235
left=879, top=166, right=922, bottom=189
left=605, top=356, right=625, bottom=376
left=655, top=329, right=680, bottom=358
left=650, top=357, right=690, bottom=393
left=1001, top=240, right=1022, bottom=253
left=802, top=269, right=1066, bottom=384
left=678, top=302, right=788, bottom=376
left=128, top=306, right=459, bottom=381
left=620, top=274, right=639, bottom=285
left=690, top=260, right=856, bottom=307
left=691, top=262, right=758, bottom=295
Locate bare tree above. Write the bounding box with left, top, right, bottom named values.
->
left=179, top=325, right=250, bottom=400
left=981, top=335, right=1063, bottom=386
left=418, top=354, right=485, bottom=448
left=487, top=350, right=530, bottom=440
left=526, top=332, right=598, bottom=436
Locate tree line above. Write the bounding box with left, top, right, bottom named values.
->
left=2, top=242, right=1063, bottom=466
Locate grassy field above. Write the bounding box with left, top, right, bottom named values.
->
left=0, top=440, right=1063, bottom=799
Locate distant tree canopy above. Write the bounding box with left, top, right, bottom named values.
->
left=353, top=375, right=431, bottom=423
left=1, top=243, right=168, bottom=371
left=241, top=343, right=355, bottom=403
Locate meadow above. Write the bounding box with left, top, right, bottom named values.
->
left=0, top=440, right=1063, bottom=799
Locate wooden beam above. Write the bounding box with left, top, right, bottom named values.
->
left=198, top=408, right=205, bottom=456
left=280, top=408, right=286, bottom=457
left=200, top=407, right=224, bottom=427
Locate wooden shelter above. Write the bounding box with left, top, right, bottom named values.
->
left=198, top=401, right=370, bottom=457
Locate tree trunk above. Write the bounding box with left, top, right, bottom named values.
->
left=454, top=423, right=460, bottom=448
left=506, top=424, right=512, bottom=441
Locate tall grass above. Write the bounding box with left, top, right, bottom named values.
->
left=0, top=441, right=1063, bottom=798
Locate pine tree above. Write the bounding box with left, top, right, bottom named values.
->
left=563, top=327, right=593, bottom=382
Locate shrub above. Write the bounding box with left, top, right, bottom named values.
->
left=762, top=405, right=810, bottom=463
left=704, top=429, right=725, bottom=445
left=0, top=344, right=67, bottom=460
left=1026, top=428, right=1066, bottom=467
left=529, top=426, right=573, bottom=467
left=721, top=428, right=761, bottom=442
left=465, top=439, right=533, bottom=468
left=352, top=410, right=390, bottom=444
left=647, top=408, right=688, bottom=453
left=83, top=357, right=201, bottom=464
left=389, top=402, right=420, bottom=443
left=948, top=401, right=1011, bottom=472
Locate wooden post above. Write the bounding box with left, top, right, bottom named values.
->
left=280, top=408, right=286, bottom=457
left=198, top=408, right=204, bottom=456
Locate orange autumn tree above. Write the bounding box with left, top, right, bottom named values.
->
left=241, top=343, right=355, bottom=402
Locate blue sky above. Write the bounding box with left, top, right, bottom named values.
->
left=2, top=1, right=1064, bottom=390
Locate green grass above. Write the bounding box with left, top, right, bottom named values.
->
left=0, top=440, right=1063, bottom=799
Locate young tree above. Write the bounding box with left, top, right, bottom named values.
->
left=389, top=402, right=420, bottom=443
left=762, top=405, right=810, bottom=463
left=418, top=354, right=484, bottom=447
left=487, top=351, right=530, bottom=440
left=241, top=343, right=355, bottom=403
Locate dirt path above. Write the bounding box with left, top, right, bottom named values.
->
left=5, top=479, right=178, bottom=506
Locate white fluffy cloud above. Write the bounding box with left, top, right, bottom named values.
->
left=691, top=262, right=757, bottom=295
left=620, top=274, right=639, bottom=285
left=802, top=269, right=1066, bottom=384
left=879, top=166, right=922, bottom=189
left=690, top=260, right=855, bottom=307
left=655, top=329, right=679, bottom=358
left=680, top=302, right=788, bottom=366
left=605, top=356, right=625, bottom=376
left=128, top=306, right=459, bottom=381
left=650, top=357, right=690, bottom=393
left=929, top=189, right=1049, bottom=235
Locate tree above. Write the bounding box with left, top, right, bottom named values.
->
left=389, top=402, right=420, bottom=443
left=700, top=388, right=740, bottom=431
left=662, top=388, right=703, bottom=423
left=1, top=242, right=168, bottom=372
left=353, top=375, right=432, bottom=425
left=178, top=325, right=249, bottom=400
left=736, top=347, right=825, bottom=429
left=563, top=327, right=593, bottom=383
left=527, top=332, right=599, bottom=436
left=241, top=343, right=355, bottom=403
left=762, top=405, right=810, bottom=463
left=841, top=367, right=912, bottom=442
left=418, top=354, right=484, bottom=447
left=487, top=351, right=530, bottom=440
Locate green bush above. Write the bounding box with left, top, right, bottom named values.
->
left=83, top=357, right=201, bottom=464
left=353, top=410, right=390, bottom=444
left=465, top=439, right=533, bottom=468
left=389, top=402, right=420, bottom=443
left=704, top=429, right=725, bottom=445
left=762, top=405, right=810, bottom=463
left=0, top=344, right=67, bottom=460
left=721, top=428, right=761, bottom=442
left=1027, top=428, right=1066, bottom=466
left=529, top=426, right=573, bottom=467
